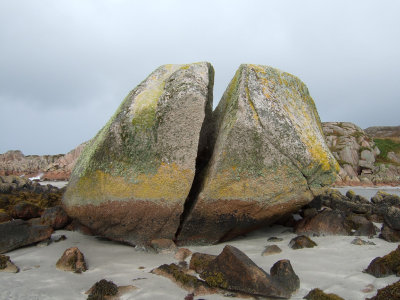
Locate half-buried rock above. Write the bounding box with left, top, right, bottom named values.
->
left=177, top=64, right=339, bottom=244
left=63, top=62, right=214, bottom=246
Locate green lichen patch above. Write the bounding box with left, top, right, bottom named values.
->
left=152, top=263, right=204, bottom=289
left=201, top=270, right=228, bottom=289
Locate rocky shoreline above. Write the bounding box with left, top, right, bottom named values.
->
left=1, top=173, right=400, bottom=299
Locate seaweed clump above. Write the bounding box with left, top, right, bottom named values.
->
left=304, top=288, right=345, bottom=300
left=367, top=280, right=400, bottom=300
left=87, top=279, right=118, bottom=300
left=365, top=245, right=400, bottom=277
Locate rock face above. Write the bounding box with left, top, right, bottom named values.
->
left=177, top=64, right=338, bottom=244
left=63, top=62, right=214, bottom=245
left=199, top=245, right=299, bottom=298
left=0, top=219, right=53, bottom=254
left=323, top=122, right=400, bottom=185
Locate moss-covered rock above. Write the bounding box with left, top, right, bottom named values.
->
left=365, top=245, right=400, bottom=278
left=0, top=254, right=19, bottom=273
left=151, top=263, right=214, bottom=295
left=289, top=235, right=318, bottom=249
left=56, top=247, right=87, bottom=273
left=177, top=64, right=338, bottom=244
left=367, top=280, right=400, bottom=300
left=199, top=245, right=298, bottom=298
left=304, top=288, right=345, bottom=300
left=87, top=279, right=118, bottom=300
left=63, top=62, right=214, bottom=246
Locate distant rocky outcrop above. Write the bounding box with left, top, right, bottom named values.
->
left=63, top=63, right=337, bottom=246
left=365, top=126, right=400, bottom=139
left=0, top=142, right=86, bottom=181
left=0, top=150, right=61, bottom=178
left=323, top=122, right=400, bottom=185
left=42, top=142, right=87, bottom=180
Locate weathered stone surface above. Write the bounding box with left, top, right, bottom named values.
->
left=304, top=288, right=345, bottom=300
left=199, top=245, right=298, bottom=298
left=289, top=235, right=317, bottom=249
left=295, top=210, right=350, bottom=236
left=150, top=238, right=177, bottom=254
left=322, top=122, right=384, bottom=184
left=0, top=219, right=53, bottom=253
left=262, top=245, right=282, bottom=256
left=175, top=248, right=192, bottom=261
left=269, top=259, right=300, bottom=293
left=40, top=206, right=70, bottom=230
left=380, top=223, right=400, bottom=242
left=364, top=245, right=400, bottom=278
left=366, top=280, right=400, bottom=300
left=177, top=64, right=338, bottom=244
left=63, top=62, right=214, bottom=246
left=384, top=206, right=400, bottom=231
left=56, top=247, right=87, bottom=273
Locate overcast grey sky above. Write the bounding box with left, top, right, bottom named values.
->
left=1, top=0, right=399, bottom=155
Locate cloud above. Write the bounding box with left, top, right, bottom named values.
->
left=1, top=0, right=399, bottom=154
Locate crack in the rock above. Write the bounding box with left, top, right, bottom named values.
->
left=174, top=68, right=215, bottom=242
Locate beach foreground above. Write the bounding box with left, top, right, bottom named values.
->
left=1, top=221, right=399, bottom=299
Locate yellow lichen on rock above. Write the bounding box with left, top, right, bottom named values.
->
left=66, top=162, right=193, bottom=206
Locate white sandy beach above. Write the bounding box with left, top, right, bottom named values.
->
left=1, top=224, right=399, bottom=300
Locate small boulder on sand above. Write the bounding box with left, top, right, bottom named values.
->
left=56, top=247, right=87, bottom=273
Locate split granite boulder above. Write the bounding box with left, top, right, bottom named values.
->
left=63, top=63, right=338, bottom=246
left=177, top=64, right=338, bottom=244
left=63, top=62, right=214, bottom=245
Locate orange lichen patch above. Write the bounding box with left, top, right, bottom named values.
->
left=65, top=162, right=193, bottom=206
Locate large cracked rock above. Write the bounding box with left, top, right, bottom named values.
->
left=177, top=64, right=338, bottom=244
left=63, top=63, right=338, bottom=246
left=63, top=62, right=214, bottom=245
